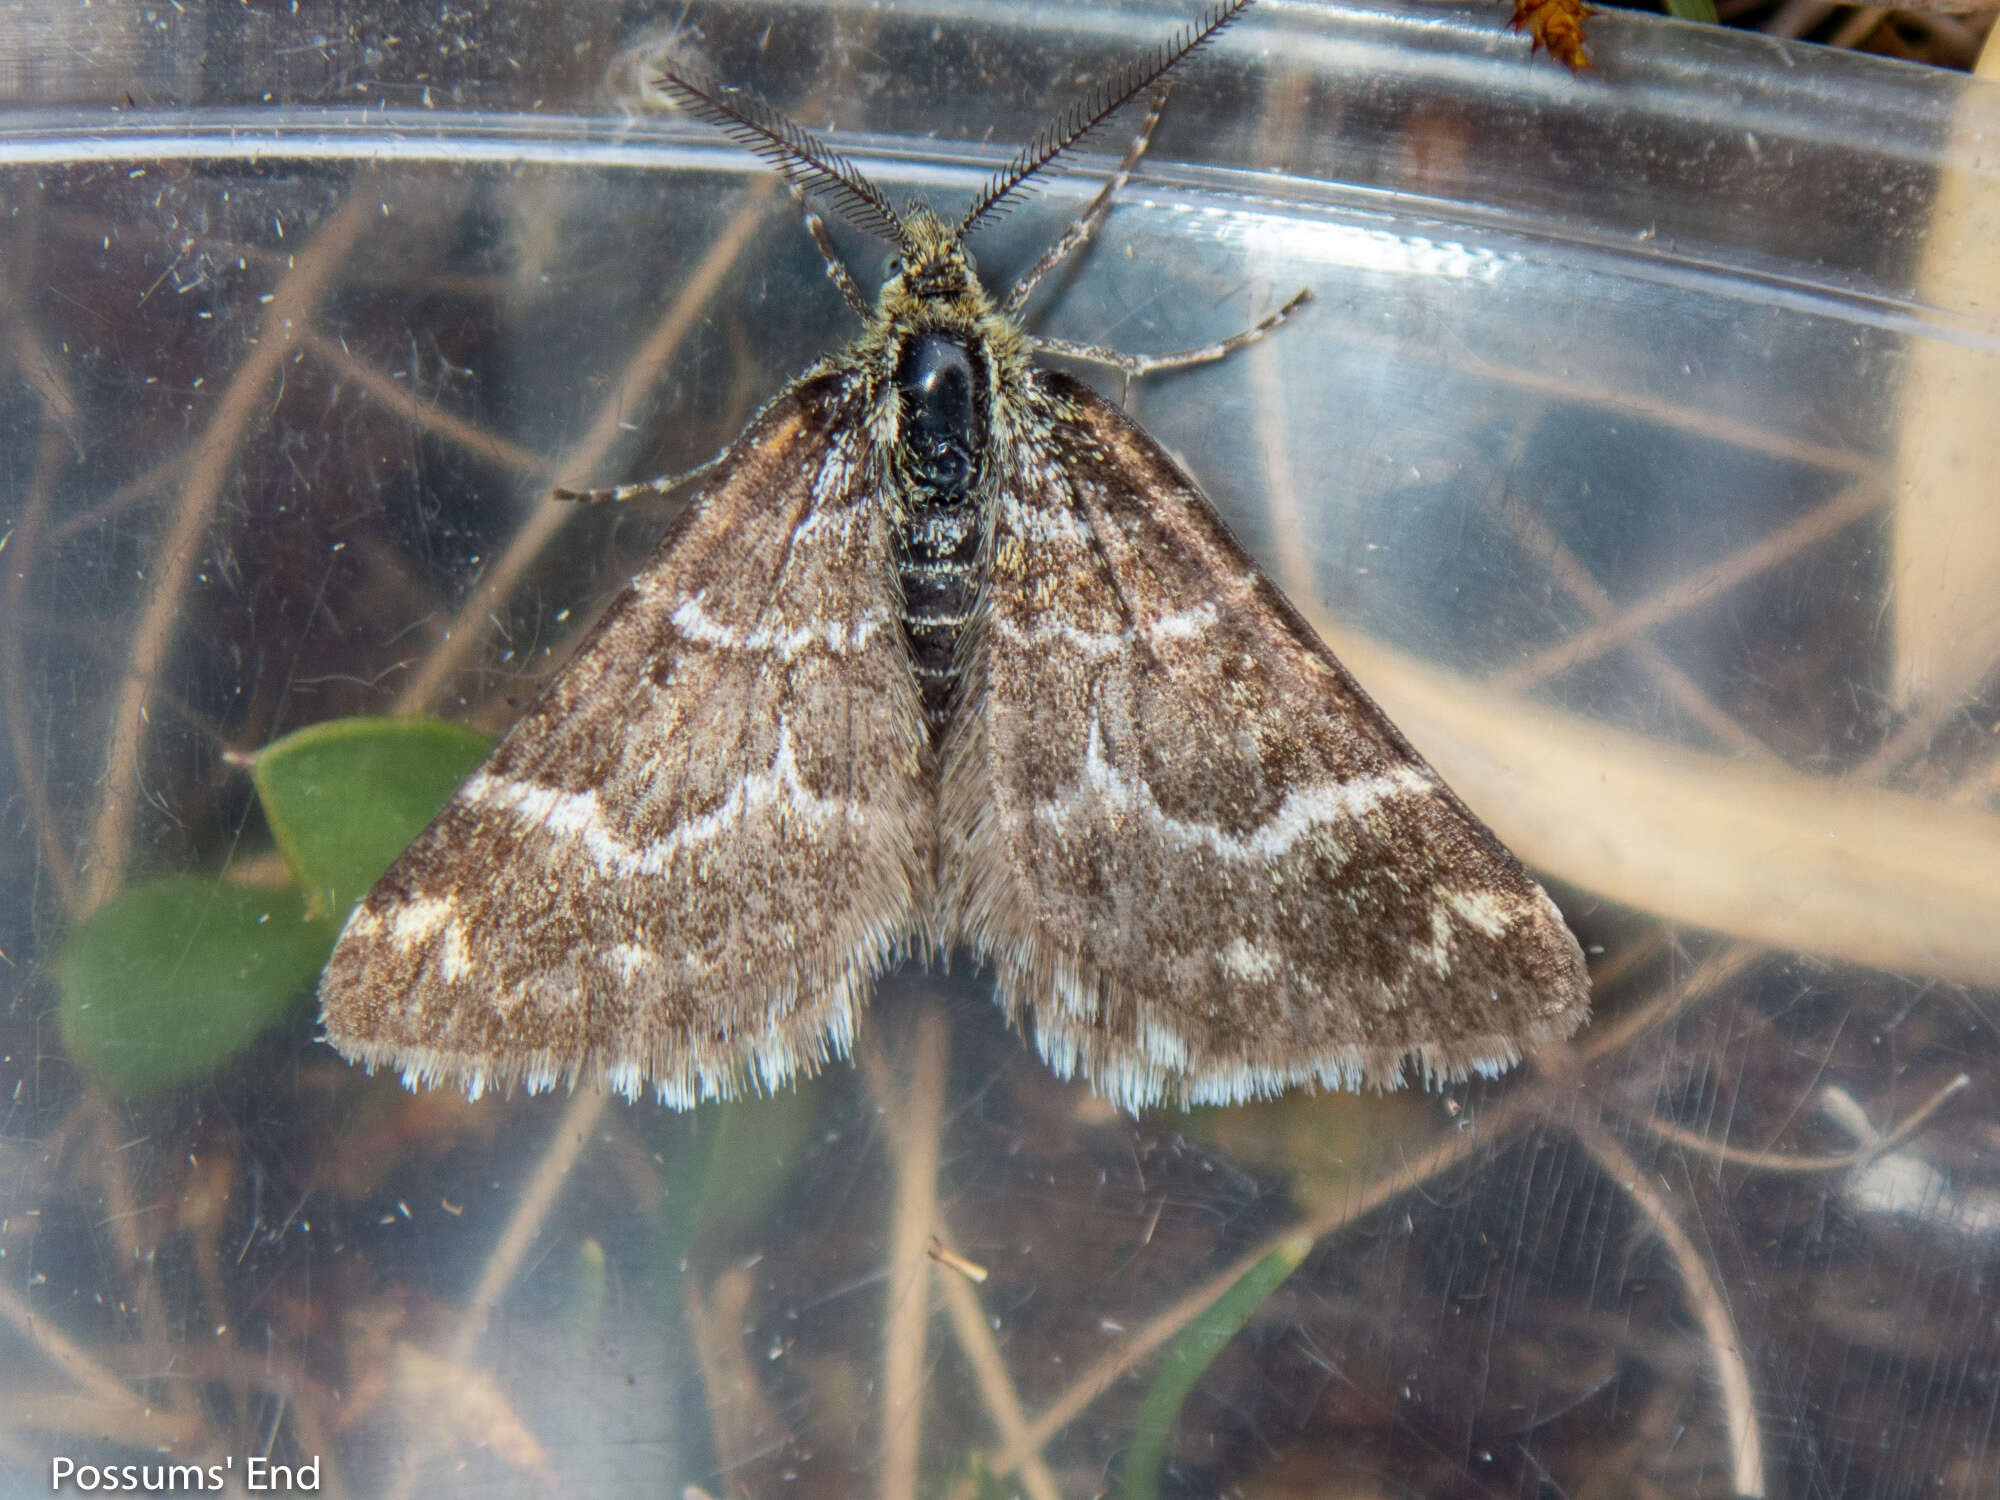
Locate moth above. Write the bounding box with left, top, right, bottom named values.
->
left=320, top=0, right=1590, bottom=1112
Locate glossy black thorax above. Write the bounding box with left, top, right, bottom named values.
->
left=891, top=330, right=992, bottom=738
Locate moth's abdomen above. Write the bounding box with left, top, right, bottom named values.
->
left=891, top=332, right=989, bottom=736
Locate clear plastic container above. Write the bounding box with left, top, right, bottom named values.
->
left=3, top=2, right=1997, bottom=1496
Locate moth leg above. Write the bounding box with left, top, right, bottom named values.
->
left=1032, top=287, right=1313, bottom=398
left=552, top=451, right=726, bottom=504
left=794, top=185, right=873, bottom=321
left=556, top=187, right=870, bottom=509
left=1003, top=95, right=1169, bottom=317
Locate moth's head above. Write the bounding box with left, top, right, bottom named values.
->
left=876, top=206, right=990, bottom=323
left=651, top=0, right=1258, bottom=337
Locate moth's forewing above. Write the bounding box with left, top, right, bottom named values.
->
left=319, top=372, right=933, bottom=1106
left=940, top=371, right=1589, bottom=1109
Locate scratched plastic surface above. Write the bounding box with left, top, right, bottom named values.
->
left=2, top=2, right=1997, bottom=1496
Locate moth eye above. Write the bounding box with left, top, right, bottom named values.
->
left=885, top=254, right=904, bottom=276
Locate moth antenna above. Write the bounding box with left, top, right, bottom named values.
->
left=652, top=60, right=906, bottom=246
left=956, top=0, right=1255, bottom=240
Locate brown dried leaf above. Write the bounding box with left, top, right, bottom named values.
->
left=323, top=1083, right=500, bottom=1199
left=1512, top=0, right=1595, bottom=69
left=391, top=1341, right=553, bottom=1482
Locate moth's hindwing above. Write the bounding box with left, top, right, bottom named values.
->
left=319, top=371, right=934, bottom=1107
left=940, top=370, right=1590, bottom=1110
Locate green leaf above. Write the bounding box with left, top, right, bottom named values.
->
left=648, top=1084, right=821, bottom=1351
left=57, top=877, right=338, bottom=1096
left=1122, top=1235, right=1313, bottom=1500
left=251, top=716, right=492, bottom=918
left=674, top=1082, right=822, bottom=1244
left=1663, top=0, right=1719, bottom=20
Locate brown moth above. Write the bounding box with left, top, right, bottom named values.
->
left=319, top=0, right=1590, bottom=1112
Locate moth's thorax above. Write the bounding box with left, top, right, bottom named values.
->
left=888, top=323, right=988, bottom=738
left=865, top=208, right=1026, bottom=739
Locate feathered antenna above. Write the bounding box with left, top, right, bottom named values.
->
left=956, top=0, right=1255, bottom=240
left=651, top=60, right=906, bottom=246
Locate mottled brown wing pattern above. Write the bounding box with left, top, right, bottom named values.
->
left=941, top=370, right=1589, bottom=1110
left=319, top=371, right=933, bottom=1107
